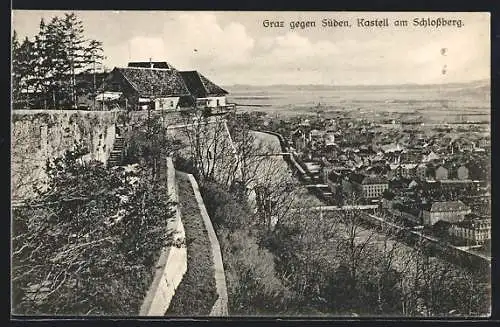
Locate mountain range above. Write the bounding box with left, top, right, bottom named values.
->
left=223, top=79, right=490, bottom=91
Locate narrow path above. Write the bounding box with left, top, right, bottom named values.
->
left=165, top=172, right=217, bottom=316
left=188, top=174, right=229, bottom=316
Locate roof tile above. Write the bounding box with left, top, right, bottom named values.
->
left=116, top=67, right=190, bottom=97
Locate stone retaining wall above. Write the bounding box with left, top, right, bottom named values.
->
left=11, top=110, right=119, bottom=199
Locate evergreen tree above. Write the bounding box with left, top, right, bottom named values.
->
left=83, top=39, right=105, bottom=105
left=32, top=18, right=52, bottom=108
left=11, top=31, right=21, bottom=104
left=12, top=33, right=37, bottom=109
left=12, top=13, right=104, bottom=109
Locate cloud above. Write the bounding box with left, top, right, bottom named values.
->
left=160, top=13, right=255, bottom=70
left=120, top=15, right=489, bottom=86
left=259, top=32, right=340, bottom=65
left=13, top=10, right=489, bottom=85
left=128, top=36, right=166, bottom=61
left=403, top=24, right=489, bottom=84
left=13, top=10, right=486, bottom=85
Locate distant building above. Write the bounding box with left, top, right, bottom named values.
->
left=366, top=164, right=390, bottom=176
left=324, top=144, right=339, bottom=159
left=408, top=180, right=419, bottom=188
left=351, top=174, right=388, bottom=200
left=435, top=166, right=449, bottom=181
left=457, top=165, right=469, bottom=180
left=326, top=119, right=337, bottom=131
left=439, top=179, right=476, bottom=193
left=309, top=129, right=323, bottom=143
left=421, top=200, right=471, bottom=226
left=479, top=138, right=490, bottom=148
left=387, top=164, right=401, bottom=179
left=303, top=162, right=321, bottom=175
left=323, top=132, right=336, bottom=146
left=448, top=218, right=491, bottom=244
left=300, top=119, right=311, bottom=127
left=459, top=140, right=475, bottom=152
left=381, top=143, right=403, bottom=157
left=400, top=163, right=417, bottom=179
left=416, top=163, right=428, bottom=180
left=423, top=151, right=439, bottom=163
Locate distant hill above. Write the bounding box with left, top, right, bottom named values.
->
left=223, top=79, right=490, bottom=92
left=440, top=80, right=490, bottom=96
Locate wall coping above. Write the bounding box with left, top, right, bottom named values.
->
left=139, top=157, right=187, bottom=316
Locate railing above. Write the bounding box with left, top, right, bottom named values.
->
left=207, top=104, right=237, bottom=115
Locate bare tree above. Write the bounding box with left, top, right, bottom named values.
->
left=270, top=206, right=343, bottom=307
left=178, top=111, right=237, bottom=186
left=177, top=111, right=299, bottom=231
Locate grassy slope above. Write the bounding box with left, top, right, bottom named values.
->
left=165, top=172, right=217, bottom=316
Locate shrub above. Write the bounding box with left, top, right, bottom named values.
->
left=200, top=183, right=294, bottom=315
left=12, top=146, right=175, bottom=315
left=200, top=182, right=252, bottom=231
left=219, top=229, right=294, bottom=315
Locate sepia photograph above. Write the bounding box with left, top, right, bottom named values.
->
left=11, top=10, right=491, bottom=317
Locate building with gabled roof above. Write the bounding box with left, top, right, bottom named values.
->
left=366, top=165, right=390, bottom=176
left=457, top=165, right=469, bottom=180
left=350, top=174, right=388, bottom=200
left=435, top=165, right=449, bottom=181
left=198, top=73, right=228, bottom=96
left=421, top=200, right=471, bottom=226
left=98, top=66, right=192, bottom=110
left=97, top=61, right=230, bottom=112
left=423, top=151, right=440, bottom=163
left=119, top=67, right=189, bottom=98
left=179, top=71, right=229, bottom=109
left=448, top=215, right=490, bottom=244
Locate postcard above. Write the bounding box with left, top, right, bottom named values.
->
left=11, top=10, right=491, bottom=318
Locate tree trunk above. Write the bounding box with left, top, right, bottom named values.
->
left=25, top=84, right=29, bottom=109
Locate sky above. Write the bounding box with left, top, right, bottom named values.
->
left=12, top=11, right=490, bottom=86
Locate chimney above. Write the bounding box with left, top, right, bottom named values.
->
left=149, top=57, right=153, bottom=69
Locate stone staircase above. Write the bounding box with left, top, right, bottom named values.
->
left=108, top=135, right=125, bottom=168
